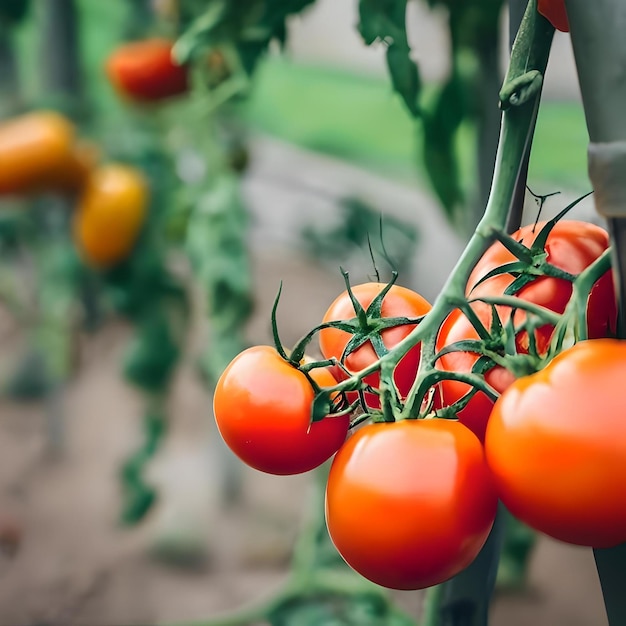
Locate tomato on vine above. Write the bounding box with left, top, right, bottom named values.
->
left=73, top=163, right=148, bottom=269
left=0, top=110, right=87, bottom=196
left=105, top=38, right=188, bottom=103
left=319, top=282, right=431, bottom=409
left=325, top=418, right=497, bottom=590
left=486, top=339, right=626, bottom=548
left=436, top=220, right=616, bottom=441
left=213, top=346, right=350, bottom=476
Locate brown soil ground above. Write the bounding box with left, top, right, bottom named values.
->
left=0, top=243, right=609, bottom=626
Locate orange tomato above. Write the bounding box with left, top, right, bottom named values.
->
left=0, top=111, right=77, bottom=196
left=73, top=164, right=148, bottom=268
left=326, top=419, right=497, bottom=589
left=486, top=339, right=626, bottom=547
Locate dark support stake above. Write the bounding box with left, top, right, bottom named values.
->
left=565, top=1, right=626, bottom=623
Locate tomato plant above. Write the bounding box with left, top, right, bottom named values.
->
left=325, top=418, right=497, bottom=590
left=436, top=220, right=616, bottom=440
left=73, top=163, right=148, bottom=268
left=538, top=0, right=569, bottom=32
left=213, top=346, right=350, bottom=475
left=485, top=339, right=626, bottom=548
left=0, top=110, right=84, bottom=196
left=319, top=282, right=431, bottom=408
left=105, top=38, right=188, bottom=103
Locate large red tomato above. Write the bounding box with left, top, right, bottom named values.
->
left=325, top=419, right=497, bottom=590
left=485, top=339, right=626, bottom=548
left=213, top=346, right=349, bottom=475
left=319, top=283, right=431, bottom=408
left=436, top=220, right=616, bottom=441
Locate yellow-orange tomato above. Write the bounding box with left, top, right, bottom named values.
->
left=73, top=164, right=148, bottom=268
left=0, top=111, right=77, bottom=196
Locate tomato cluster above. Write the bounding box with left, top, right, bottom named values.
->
left=0, top=110, right=151, bottom=270
left=213, top=216, right=621, bottom=590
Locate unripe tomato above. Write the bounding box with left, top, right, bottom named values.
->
left=0, top=111, right=77, bottom=196
left=213, top=346, right=350, bottom=475
left=486, top=339, right=626, bottom=548
left=73, top=164, right=148, bottom=269
left=319, top=283, right=431, bottom=409
left=326, top=419, right=497, bottom=590
left=105, top=38, right=188, bottom=103
left=538, top=0, right=569, bottom=32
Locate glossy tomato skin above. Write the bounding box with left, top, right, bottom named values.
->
left=213, top=346, right=350, bottom=476
left=538, top=0, right=569, bottom=32
left=486, top=339, right=626, bottom=548
left=73, top=164, right=148, bottom=268
left=326, top=419, right=498, bottom=590
left=436, top=307, right=516, bottom=442
left=468, top=220, right=616, bottom=345
left=319, top=283, right=431, bottom=408
left=437, top=220, right=616, bottom=440
left=105, top=38, right=188, bottom=103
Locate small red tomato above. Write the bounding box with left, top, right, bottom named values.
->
left=326, top=419, right=497, bottom=590
left=105, top=38, right=188, bottom=103
left=213, top=346, right=349, bottom=475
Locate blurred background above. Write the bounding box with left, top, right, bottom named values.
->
left=0, top=1, right=607, bottom=624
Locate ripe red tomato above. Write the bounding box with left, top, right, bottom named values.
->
left=538, top=0, right=569, bottom=32
left=486, top=339, right=626, bottom=548
left=319, top=283, right=431, bottom=408
left=325, top=419, right=497, bottom=590
left=213, top=346, right=349, bottom=475
left=436, top=220, right=616, bottom=441
left=105, top=38, right=188, bottom=103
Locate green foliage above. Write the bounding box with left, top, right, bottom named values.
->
left=358, top=0, right=421, bottom=118
left=422, top=71, right=467, bottom=218
left=175, top=0, right=317, bottom=77
left=268, top=593, right=414, bottom=626
left=120, top=408, right=167, bottom=525
left=184, top=172, right=253, bottom=384
left=0, top=0, right=30, bottom=25
left=301, top=196, right=419, bottom=278
left=122, top=311, right=181, bottom=392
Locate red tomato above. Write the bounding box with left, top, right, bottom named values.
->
left=326, top=419, right=497, bottom=590
left=319, top=283, right=431, bottom=408
left=105, top=38, right=188, bottom=103
left=486, top=339, right=626, bottom=547
left=213, top=346, right=349, bottom=475
left=436, top=220, right=616, bottom=440
left=538, top=0, right=569, bottom=32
